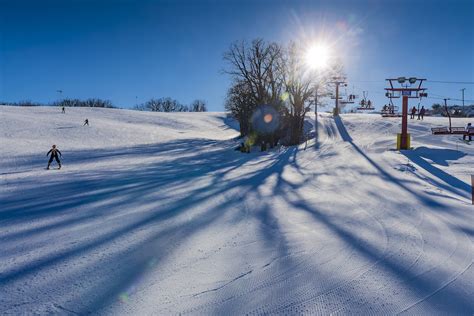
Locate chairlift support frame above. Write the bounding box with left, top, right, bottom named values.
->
left=385, top=77, right=427, bottom=149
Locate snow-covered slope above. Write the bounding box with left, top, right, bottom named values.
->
left=1, top=106, right=473, bottom=315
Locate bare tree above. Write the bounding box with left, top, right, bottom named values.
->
left=225, top=80, right=254, bottom=137
left=177, top=104, right=190, bottom=112
left=190, top=99, right=207, bottom=112
left=281, top=44, right=346, bottom=144
left=281, top=43, right=316, bottom=145
left=143, top=98, right=163, bottom=112
left=140, top=97, right=188, bottom=112
left=223, top=39, right=285, bottom=105
left=223, top=39, right=284, bottom=136
left=133, top=103, right=146, bottom=111
left=161, top=97, right=179, bottom=112
left=83, top=98, right=114, bottom=108
left=223, top=38, right=345, bottom=145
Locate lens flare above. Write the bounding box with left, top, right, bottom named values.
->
left=251, top=105, right=280, bottom=134
left=119, top=293, right=129, bottom=303
left=264, top=114, right=273, bottom=123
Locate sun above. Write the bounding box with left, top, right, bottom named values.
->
left=305, top=43, right=331, bottom=70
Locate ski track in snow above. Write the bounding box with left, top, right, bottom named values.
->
left=0, top=106, right=473, bottom=315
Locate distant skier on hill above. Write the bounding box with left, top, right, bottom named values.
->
left=46, top=145, right=62, bottom=170
left=62, top=106, right=65, bottom=114
left=83, top=118, right=89, bottom=126
left=410, top=106, right=417, bottom=119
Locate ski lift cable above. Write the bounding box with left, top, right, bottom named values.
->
left=427, top=80, right=474, bottom=84
left=351, top=84, right=385, bottom=96
left=350, top=79, right=474, bottom=85
left=427, top=96, right=474, bottom=103
left=429, top=93, right=474, bottom=103
left=350, top=84, right=474, bottom=103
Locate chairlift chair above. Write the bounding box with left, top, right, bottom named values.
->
left=430, top=100, right=467, bottom=135
left=381, top=97, right=401, bottom=117
left=340, top=88, right=355, bottom=105
left=357, top=91, right=375, bottom=111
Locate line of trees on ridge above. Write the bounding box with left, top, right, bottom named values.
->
left=1, top=98, right=208, bottom=112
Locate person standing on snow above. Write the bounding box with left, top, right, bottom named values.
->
left=62, top=106, right=66, bottom=114
left=418, top=106, right=426, bottom=120
left=410, top=106, right=417, bottom=119
left=83, top=118, right=89, bottom=126
left=46, top=145, right=62, bottom=170
left=464, top=123, right=473, bottom=141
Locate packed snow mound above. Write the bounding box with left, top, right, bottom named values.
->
left=1, top=107, right=473, bottom=315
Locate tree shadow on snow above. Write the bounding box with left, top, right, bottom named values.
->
left=1, top=122, right=472, bottom=314
left=400, top=147, right=471, bottom=199
left=408, top=146, right=467, bottom=167
left=0, top=137, right=309, bottom=314
left=334, top=116, right=445, bottom=208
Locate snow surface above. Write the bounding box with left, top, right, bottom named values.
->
left=1, top=106, right=473, bottom=315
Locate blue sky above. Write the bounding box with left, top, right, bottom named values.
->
left=1, top=0, right=473, bottom=110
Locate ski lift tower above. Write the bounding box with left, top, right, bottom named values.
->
left=330, top=77, right=347, bottom=116
left=385, top=77, right=427, bottom=150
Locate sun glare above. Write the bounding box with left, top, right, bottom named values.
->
left=305, top=44, right=331, bottom=69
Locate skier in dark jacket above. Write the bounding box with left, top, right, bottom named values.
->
left=418, top=106, right=426, bottom=120
left=410, top=106, right=417, bottom=119
left=464, top=123, right=473, bottom=141
left=83, top=118, right=89, bottom=126
left=46, top=145, right=62, bottom=169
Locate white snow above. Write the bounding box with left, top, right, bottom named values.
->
left=1, top=106, right=473, bottom=315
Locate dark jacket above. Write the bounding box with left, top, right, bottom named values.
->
left=47, top=148, right=62, bottom=157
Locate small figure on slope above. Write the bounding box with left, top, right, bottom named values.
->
left=46, top=145, right=62, bottom=170
left=418, top=106, right=426, bottom=120
left=83, top=118, right=89, bottom=126
left=464, top=123, right=473, bottom=142
left=410, top=106, right=417, bottom=119
left=62, top=106, right=66, bottom=114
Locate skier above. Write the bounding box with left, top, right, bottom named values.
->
left=418, top=106, right=426, bottom=120
left=464, top=123, right=473, bottom=142
left=62, top=106, right=66, bottom=114
left=83, top=118, right=89, bottom=126
left=46, top=145, right=62, bottom=170
left=410, top=106, right=417, bottom=119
